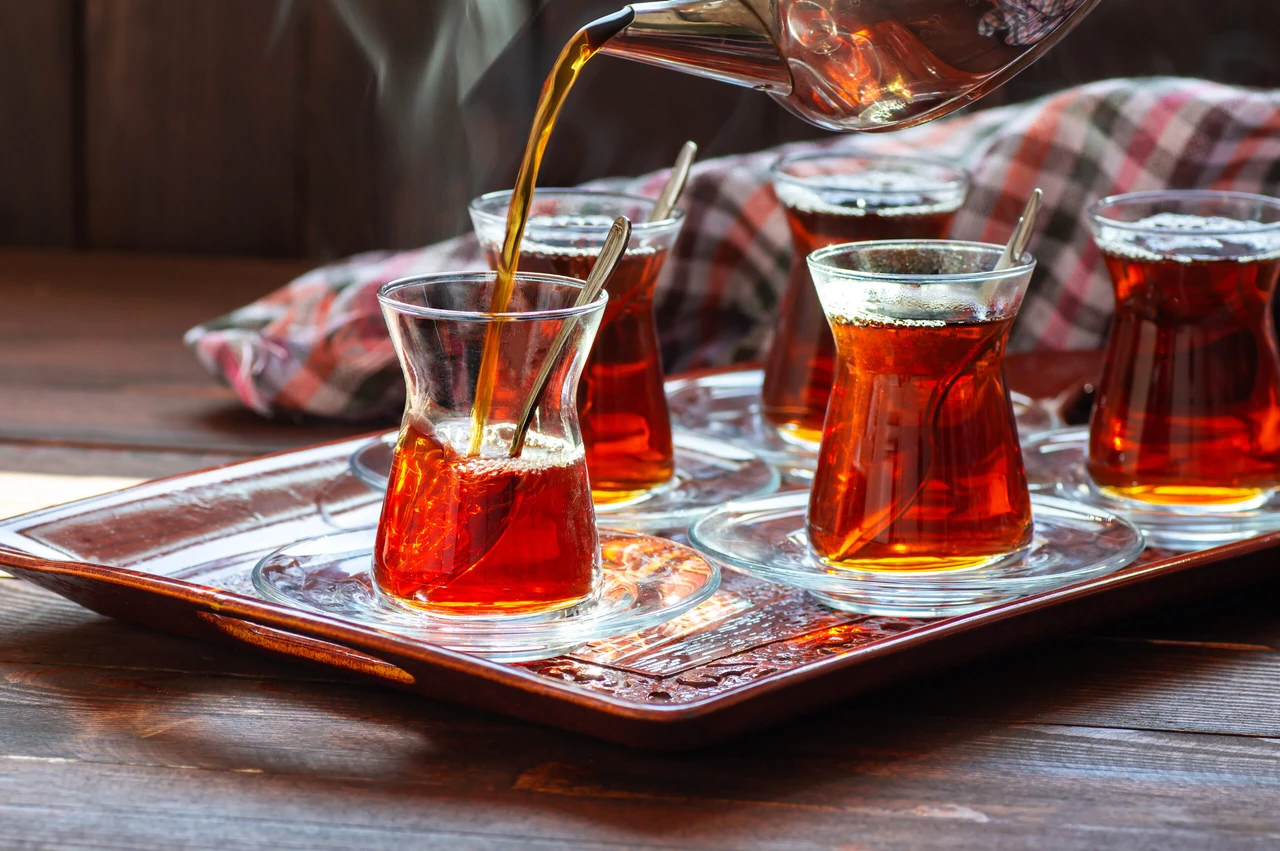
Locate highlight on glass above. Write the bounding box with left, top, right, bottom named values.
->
left=471, top=189, right=685, bottom=503
left=762, top=152, right=968, bottom=446
left=373, top=271, right=607, bottom=616
left=804, top=239, right=1036, bottom=571
left=1087, top=190, right=1280, bottom=508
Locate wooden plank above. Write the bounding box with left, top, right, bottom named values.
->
left=3, top=641, right=1279, bottom=791
left=83, top=0, right=302, bottom=256
left=0, top=471, right=140, bottom=520
left=0, top=251, right=313, bottom=334
left=0, top=251, right=377, bottom=453
left=0, top=0, right=74, bottom=247
left=0, top=441, right=241, bottom=478
left=876, top=636, right=1280, bottom=738
left=1094, top=582, right=1280, bottom=651
left=301, top=3, right=381, bottom=259
left=359, top=2, right=477, bottom=250
left=0, top=384, right=369, bottom=454
left=0, top=702, right=1274, bottom=849
left=0, top=578, right=349, bottom=682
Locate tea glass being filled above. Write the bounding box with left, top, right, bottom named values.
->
left=804, top=240, right=1037, bottom=571
left=373, top=271, right=606, bottom=615
left=470, top=190, right=685, bottom=503
left=1086, top=190, right=1280, bottom=509
left=762, top=153, right=969, bottom=447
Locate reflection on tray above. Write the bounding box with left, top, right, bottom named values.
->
left=527, top=573, right=923, bottom=698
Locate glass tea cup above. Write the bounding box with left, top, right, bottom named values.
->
left=1086, top=190, right=1280, bottom=508
left=805, top=240, right=1036, bottom=571
left=762, top=152, right=969, bottom=446
left=374, top=271, right=606, bottom=616
left=470, top=190, right=685, bottom=503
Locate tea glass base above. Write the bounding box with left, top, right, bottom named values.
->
left=1024, top=427, right=1280, bottom=551
left=664, top=368, right=1060, bottom=485
left=252, top=528, right=720, bottom=662
left=687, top=492, right=1143, bottom=618
left=350, top=431, right=780, bottom=536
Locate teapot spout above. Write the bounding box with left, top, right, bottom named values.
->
left=601, top=0, right=792, bottom=95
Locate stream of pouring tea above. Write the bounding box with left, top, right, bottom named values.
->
left=466, top=8, right=636, bottom=456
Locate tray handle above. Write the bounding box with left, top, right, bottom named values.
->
left=194, top=611, right=417, bottom=685
left=0, top=552, right=521, bottom=691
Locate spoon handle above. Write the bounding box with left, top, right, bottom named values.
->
left=995, top=188, right=1043, bottom=272
left=508, top=217, right=632, bottom=458
left=649, top=141, right=698, bottom=222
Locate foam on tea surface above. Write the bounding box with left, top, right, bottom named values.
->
left=483, top=218, right=675, bottom=496
left=481, top=215, right=662, bottom=259
left=775, top=168, right=965, bottom=218
left=430, top=419, right=583, bottom=466
left=1096, top=213, right=1280, bottom=263
left=812, top=244, right=1019, bottom=326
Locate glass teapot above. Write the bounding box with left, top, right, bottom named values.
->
left=600, top=0, right=1100, bottom=131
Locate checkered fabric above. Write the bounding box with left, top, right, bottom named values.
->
left=186, top=78, right=1280, bottom=422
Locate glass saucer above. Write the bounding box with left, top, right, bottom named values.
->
left=349, top=431, right=780, bottom=536
left=252, top=528, right=720, bottom=662
left=1023, top=427, right=1280, bottom=551
left=665, top=368, right=1059, bottom=484
left=687, top=491, right=1143, bottom=618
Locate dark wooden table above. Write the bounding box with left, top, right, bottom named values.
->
left=0, top=251, right=1276, bottom=850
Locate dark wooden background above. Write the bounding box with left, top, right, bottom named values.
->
left=2, top=0, right=1279, bottom=260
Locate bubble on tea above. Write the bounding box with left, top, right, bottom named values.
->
left=776, top=167, right=965, bottom=218
left=1096, top=213, right=1280, bottom=264
left=832, top=313, right=947, bottom=328
left=435, top=419, right=584, bottom=468
left=510, top=215, right=659, bottom=258
left=814, top=244, right=1002, bottom=326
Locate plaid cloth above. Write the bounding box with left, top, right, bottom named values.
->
left=187, top=78, right=1280, bottom=422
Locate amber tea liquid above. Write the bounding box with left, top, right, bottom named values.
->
left=763, top=171, right=961, bottom=444
left=808, top=315, right=1032, bottom=569
left=468, top=9, right=634, bottom=454
left=485, top=238, right=675, bottom=500
left=375, top=420, right=598, bottom=614
left=376, top=12, right=629, bottom=614
left=1088, top=214, right=1280, bottom=505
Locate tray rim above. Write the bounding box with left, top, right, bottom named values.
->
left=5, top=529, right=1278, bottom=749
left=2, top=359, right=1278, bottom=749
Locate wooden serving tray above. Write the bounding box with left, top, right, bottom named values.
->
left=0, top=354, right=1277, bottom=750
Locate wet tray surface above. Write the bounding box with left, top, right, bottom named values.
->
left=0, top=428, right=1277, bottom=749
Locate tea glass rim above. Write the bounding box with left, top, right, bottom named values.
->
left=1088, top=189, right=1280, bottom=237
left=807, top=239, right=1034, bottom=285
left=377, top=271, right=608, bottom=323
left=770, top=150, right=970, bottom=197
left=469, top=188, right=685, bottom=235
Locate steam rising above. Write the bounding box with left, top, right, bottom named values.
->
left=325, top=0, right=531, bottom=132
left=270, top=0, right=534, bottom=243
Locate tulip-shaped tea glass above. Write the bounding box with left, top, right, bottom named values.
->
left=252, top=271, right=724, bottom=659
left=1088, top=191, right=1280, bottom=507
left=762, top=153, right=969, bottom=448
left=689, top=241, right=1143, bottom=617
left=465, top=189, right=778, bottom=532
left=662, top=153, right=1047, bottom=487
left=372, top=272, right=606, bottom=615
left=471, top=190, right=683, bottom=501
left=1021, top=190, right=1280, bottom=550
left=806, top=240, right=1034, bottom=570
